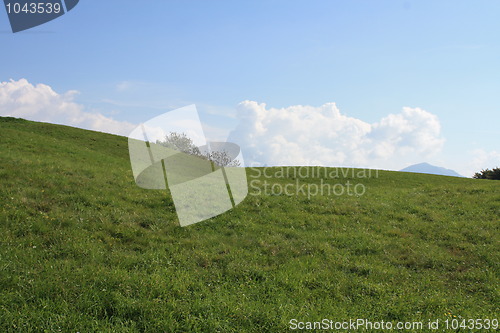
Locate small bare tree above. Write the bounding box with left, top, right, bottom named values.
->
left=156, top=132, right=240, bottom=167
left=206, top=150, right=241, bottom=167
left=156, top=132, right=201, bottom=156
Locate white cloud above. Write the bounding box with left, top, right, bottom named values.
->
left=0, top=79, right=135, bottom=136
left=116, top=80, right=134, bottom=92
left=463, top=149, right=500, bottom=177
left=228, top=101, right=445, bottom=169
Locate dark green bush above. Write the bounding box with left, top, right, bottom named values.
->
left=473, top=167, right=500, bottom=180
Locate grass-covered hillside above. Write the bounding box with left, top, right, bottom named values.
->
left=0, top=117, right=498, bottom=332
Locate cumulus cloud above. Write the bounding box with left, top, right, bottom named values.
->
left=464, top=149, right=500, bottom=177
left=228, top=101, right=445, bottom=169
left=0, top=79, right=135, bottom=136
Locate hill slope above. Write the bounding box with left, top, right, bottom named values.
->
left=0, top=117, right=498, bottom=332
left=401, top=162, right=464, bottom=177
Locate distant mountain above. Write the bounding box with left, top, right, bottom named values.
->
left=400, top=162, right=464, bottom=177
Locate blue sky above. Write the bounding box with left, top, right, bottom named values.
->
left=1, top=0, right=499, bottom=176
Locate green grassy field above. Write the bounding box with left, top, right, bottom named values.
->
left=0, top=117, right=498, bottom=332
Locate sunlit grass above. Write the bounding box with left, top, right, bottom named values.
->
left=0, top=117, right=498, bottom=332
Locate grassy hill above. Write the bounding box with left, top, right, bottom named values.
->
left=0, top=117, right=498, bottom=332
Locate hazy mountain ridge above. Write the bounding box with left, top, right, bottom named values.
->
left=400, top=162, right=464, bottom=177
